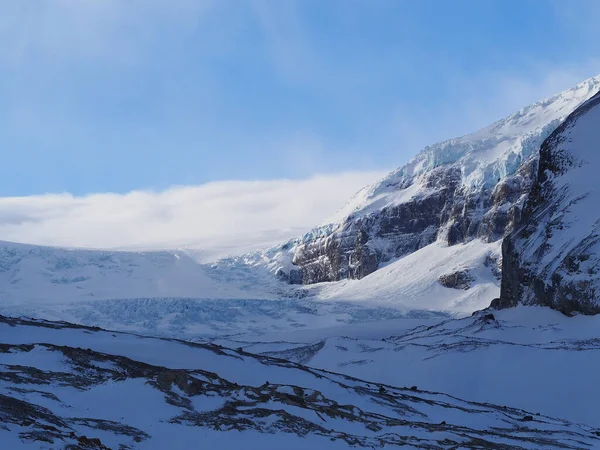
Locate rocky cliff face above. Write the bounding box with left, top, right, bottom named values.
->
left=289, top=160, right=537, bottom=284
left=280, top=77, right=600, bottom=285
left=497, top=91, right=600, bottom=315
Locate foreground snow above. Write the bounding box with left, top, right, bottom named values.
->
left=2, top=314, right=600, bottom=449
left=222, top=306, right=600, bottom=428
left=3, top=75, right=600, bottom=449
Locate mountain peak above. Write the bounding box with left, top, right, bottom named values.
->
left=333, top=74, right=600, bottom=223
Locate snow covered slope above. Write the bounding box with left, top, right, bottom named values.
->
left=271, top=75, right=600, bottom=288
left=0, top=240, right=263, bottom=306
left=2, top=314, right=600, bottom=449
left=499, top=90, right=600, bottom=314
left=197, top=75, right=600, bottom=317
left=309, top=240, right=502, bottom=314
left=220, top=306, right=600, bottom=429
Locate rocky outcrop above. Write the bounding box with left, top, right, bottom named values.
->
left=439, top=270, right=475, bottom=290
left=497, top=92, right=600, bottom=315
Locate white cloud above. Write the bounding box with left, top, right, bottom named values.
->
left=0, top=172, right=384, bottom=259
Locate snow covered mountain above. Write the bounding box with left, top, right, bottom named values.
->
left=270, top=75, right=600, bottom=295
left=3, top=314, right=600, bottom=450
left=2, top=76, right=600, bottom=324
left=498, top=90, right=600, bottom=314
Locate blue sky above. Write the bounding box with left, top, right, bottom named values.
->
left=1, top=0, right=600, bottom=197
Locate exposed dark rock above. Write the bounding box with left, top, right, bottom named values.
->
left=489, top=298, right=501, bottom=309
left=262, top=340, right=326, bottom=365
left=74, top=436, right=109, bottom=449
left=438, top=271, right=475, bottom=290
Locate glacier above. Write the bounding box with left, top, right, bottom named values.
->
left=2, top=76, right=600, bottom=333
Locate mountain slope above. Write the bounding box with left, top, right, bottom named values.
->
left=309, top=239, right=501, bottom=314
left=2, top=314, right=600, bottom=449
left=499, top=90, right=600, bottom=314
left=273, top=76, right=600, bottom=287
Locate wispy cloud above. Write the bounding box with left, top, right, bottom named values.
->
left=384, top=62, right=600, bottom=160
left=0, top=172, right=384, bottom=258
left=0, top=0, right=215, bottom=66
left=1, top=0, right=600, bottom=200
